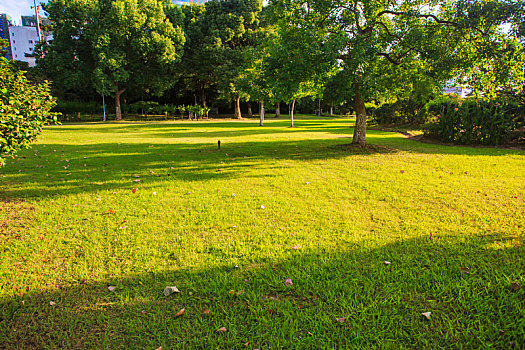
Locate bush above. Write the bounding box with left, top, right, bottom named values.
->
left=370, top=98, right=427, bottom=125
left=421, top=96, right=523, bottom=145
left=53, top=100, right=103, bottom=119
left=0, top=58, right=59, bottom=166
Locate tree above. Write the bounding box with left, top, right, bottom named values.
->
left=179, top=0, right=263, bottom=118
left=269, top=0, right=525, bottom=144
left=37, top=0, right=99, bottom=101
left=262, top=18, right=332, bottom=127
left=92, top=0, right=185, bottom=120
left=0, top=59, right=58, bottom=167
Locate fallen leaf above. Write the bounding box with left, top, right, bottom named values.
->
left=133, top=179, right=141, bottom=183
left=459, top=267, right=470, bottom=274
left=155, top=347, right=162, bottom=350
left=232, top=193, right=236, bottom=197
left=511, top=282, right=521, bottom=291
left=107, top=210, right=115, bottom=214
left=235, top=264, right=239, bottom=268
left=152, top=192, right=157, bottom=196
left=421, top=311, right=431, bottom=320
left=49, top=301, right=56, bottom=306
left=163, top=286, right=180, bottom=296
left=383, top=261, right=391, bottom=265
left=229, top=290, right=236, bottom=295
left=175, top=308, right=185, bottom=317
left=132, top=188, right=138, bottom=194
left=108, top=286, right=117, bottom=291
left=291, top=245, right=302, bottom=250
left=336, top=317, right=346, bottom=323
left=429, top=232, right=433, bottom=240
left=244, top=342, right=249, bottom=347
left=298, top=304, right=304, bottom=309
left=236, top=290, right=244, bottom=296
left=306, top=182, right=310, bottom=185
left=400, top=170, right=405, bottom=174
left=285, top=278, right=293, bottom=287
left=203, top=309, right=211, bottom=316
left=260, top=205, right=265, bottom=209
left=216, top=327, right=227, bottom=333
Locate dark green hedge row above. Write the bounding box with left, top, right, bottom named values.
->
left=421, top=97, right=524, bottom=146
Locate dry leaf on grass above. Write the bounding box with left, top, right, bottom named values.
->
left=336, top=317, right=346, bottom=323
left=163, top=286, right=180, bottom=296
left=421, top=312, right=431, bottom=320
left=216, top=327, right=227, bottom=333
left=285, top=278, right=293, bottom=287
left=383, top=261, right=391, bottom=265
left=459, top=267, right=470, bottom=274
left=203, top=309, right=211, bottom=316
left=175, top=308, right=185, bottom=317
left=108, top=286, right=117, bottom=291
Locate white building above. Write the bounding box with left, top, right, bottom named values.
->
left=8, top=25, right=39, bottom=67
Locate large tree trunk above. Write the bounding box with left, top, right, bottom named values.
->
left=114, top=86, right=125, bottom=121
left=259, top=99, right=265, bottom=126
left=275, top=102, right=280, bottom=118
left=352, top=85, right=367, bottom=145
left=234, top=95, right=242, bottom=119
left=200, top=84, right=206, bottom=108
left=290, top=99, right=296, bottom=127
left=247, top=102, right=253, bottom=118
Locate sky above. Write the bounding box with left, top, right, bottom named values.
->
left=0, top=0, right=48, bottom=26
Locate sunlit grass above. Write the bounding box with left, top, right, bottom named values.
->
left=1, top=117, right=524, bottom=348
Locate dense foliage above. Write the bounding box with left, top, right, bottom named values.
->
left=34, top=0, right=525, bottom=145
left=0, top=59, right=58, bottom=166
left=421, top=96, right=524, bottom=145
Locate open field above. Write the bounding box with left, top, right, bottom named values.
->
left=1, top=117, right=524, bottom=349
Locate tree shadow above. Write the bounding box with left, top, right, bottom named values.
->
left=1, top=235, right=523, bottom=348
left=0, top=138, right=396, bottom=199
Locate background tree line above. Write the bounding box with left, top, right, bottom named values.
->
left=31, top=0, right=525, bottom=145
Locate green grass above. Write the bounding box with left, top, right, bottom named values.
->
left=1, top=116, right=524, bottom=349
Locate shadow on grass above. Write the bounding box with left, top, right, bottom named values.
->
left=0, top=138, right=396, bottom=199
left=1, top=235, right=523, bottom=348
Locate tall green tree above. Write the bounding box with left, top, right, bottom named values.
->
left=269, top=0, right=525, bottom=144
left=92, top=0, right=185, bottom=120
left=179, top=0, right=263, bottom=118
left=37, top=0, right=98, bottom=100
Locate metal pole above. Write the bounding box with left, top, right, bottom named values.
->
left=103, top=95, right=106, bottom=122
left=318, top=98, right=321, bottom=117
left=33, top=0, right=42, bottom=42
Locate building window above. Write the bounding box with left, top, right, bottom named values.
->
left=13, top=40, right=15, bottom=44
left=29, top=40, right=33, bottom=44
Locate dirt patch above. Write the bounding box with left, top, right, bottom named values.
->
left=0, top=198, right=34, bottom=241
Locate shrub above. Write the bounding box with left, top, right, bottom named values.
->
left=53, top=100, right=103, bottom=118
left=371, top=98, right=428, bottom=125
left=421, top=96, right=523, bottom=145
left=0, top=58, right=59, bottom=166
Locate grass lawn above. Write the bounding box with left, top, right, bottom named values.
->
left=1, top=116, right=524, bottom=349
